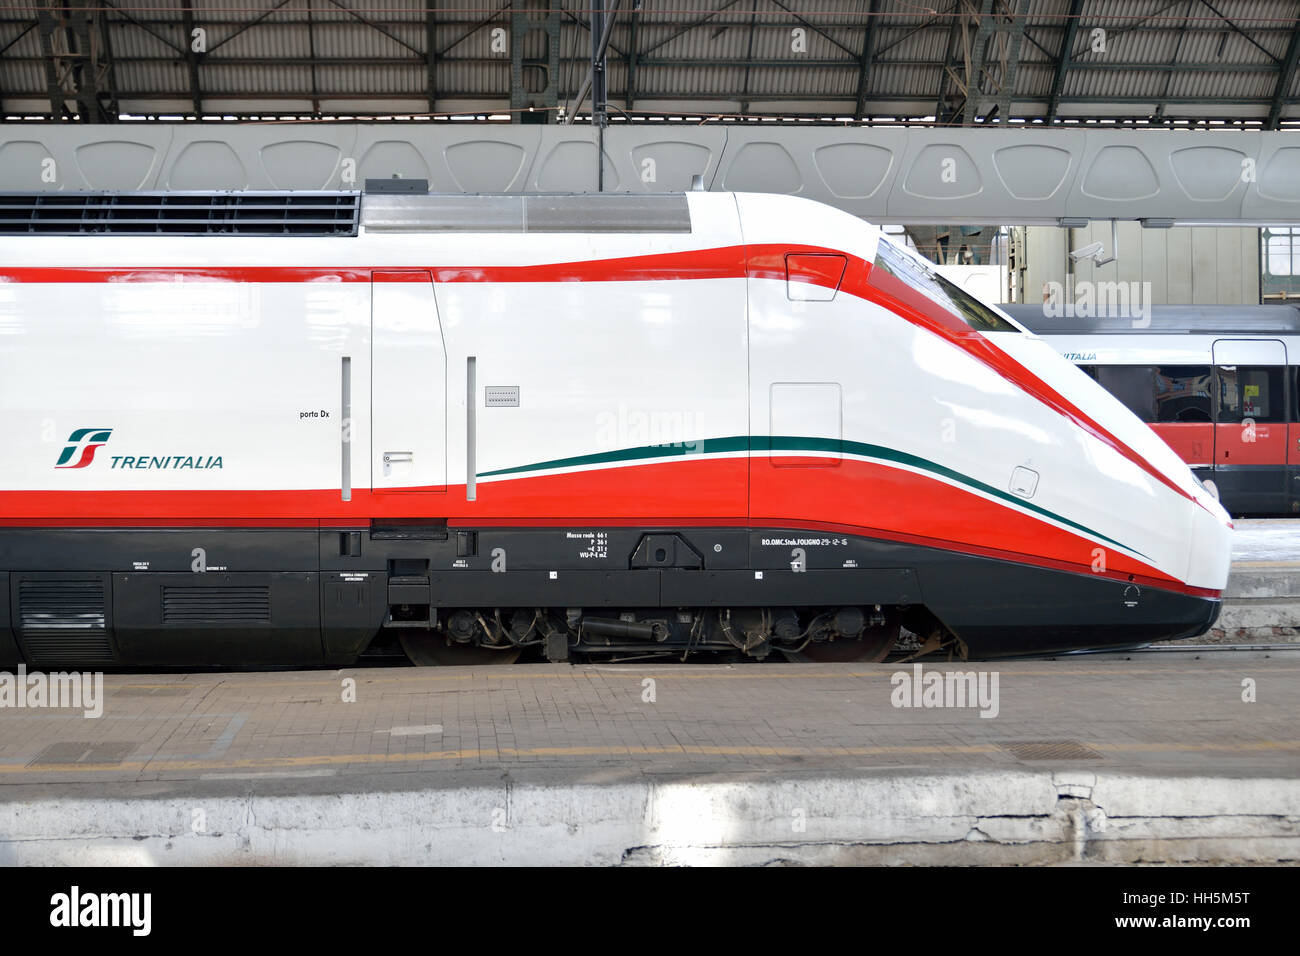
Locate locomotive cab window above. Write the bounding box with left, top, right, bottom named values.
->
left=871, top=237, right=1018, bottom=333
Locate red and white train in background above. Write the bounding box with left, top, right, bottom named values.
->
left=0, top=189, right=1231, bottom=668
left=1004, top=304, right=1300, bottom=518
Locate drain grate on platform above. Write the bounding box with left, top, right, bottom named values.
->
left=27, top=742, right=137, bottom=767
left=1000, top=740, right=1104, bottom=761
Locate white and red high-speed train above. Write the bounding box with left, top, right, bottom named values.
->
left=0, top=189, right=1231, bottom=668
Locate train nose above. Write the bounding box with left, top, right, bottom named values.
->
left=1186, top=490, right=1233, bottom=594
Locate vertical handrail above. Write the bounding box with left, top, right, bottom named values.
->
left=466, top=356, right=477, bottom=501
left=341, top=356, right=352, bottom=501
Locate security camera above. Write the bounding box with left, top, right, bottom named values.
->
left=1068, top=241, right=1105, bottom=262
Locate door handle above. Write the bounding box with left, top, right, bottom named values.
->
left=382, top=450, right=414, bottom=479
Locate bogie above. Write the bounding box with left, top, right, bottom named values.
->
left=390, top=604, right=909, bottom=665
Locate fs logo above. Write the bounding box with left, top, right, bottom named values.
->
left=55, top=428, right=112, bottom=469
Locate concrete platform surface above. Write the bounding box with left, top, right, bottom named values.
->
left=1231, top=519, right=1300, bottom=565
left=0, top=658, right=1297, bottom=865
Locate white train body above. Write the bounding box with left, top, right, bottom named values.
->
left=0, top=190, right=1231, bottom=667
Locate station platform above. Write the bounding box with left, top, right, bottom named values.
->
left=0, top=656, right=1296, bottom=865
left=1198, top=519, right=1300, bottom=643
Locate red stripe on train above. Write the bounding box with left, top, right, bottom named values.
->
left=1, top=455, right=1209, bottom=596
left=0, top=247, right=754, bottom=285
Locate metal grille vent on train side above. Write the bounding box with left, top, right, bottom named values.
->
left=0, top=192, right=360, bottom=236
left=361, top=193, right=693, bottom=233
left=161, top=586, right=271, bottom=624
left=17, top=578, right=116, bottom=667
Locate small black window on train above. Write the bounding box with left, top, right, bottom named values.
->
left=1215, top=366, right=1287, bottom=423
left=1095, top=366, right=1156, bottom=422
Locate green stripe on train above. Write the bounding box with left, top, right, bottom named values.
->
left=477, top=435, right=1144, bottom=560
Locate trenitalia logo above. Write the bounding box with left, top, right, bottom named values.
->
left=55, top=428, right=112, bottom=469
left=54, top=428, right=224, bottom=470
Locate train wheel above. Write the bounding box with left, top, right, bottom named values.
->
left=800, top=624, right=897, bottom=663
left=398, top=633, right=522, bottom=666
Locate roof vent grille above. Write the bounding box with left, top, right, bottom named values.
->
left=0, top=192, right=360, bottom=236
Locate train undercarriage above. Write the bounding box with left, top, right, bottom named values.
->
left=0, top=525, right=1218, bottom=669
left=391, top=604, right=946, bottom=665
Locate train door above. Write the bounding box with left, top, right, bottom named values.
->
left=1211, top=338, right=1287, bottom=514
left=371, top=271, right=447, bottom=493
left=1290, top=364, right=1300, bottom=514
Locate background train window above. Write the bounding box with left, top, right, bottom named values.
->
left=1215, top=366, right=1286, bottom=423
left=1153, top=366, right=1212, bottom=423
left=1076, top=365, right=1099, bottom=381
left=1096, top=366, right=1156, bottom=422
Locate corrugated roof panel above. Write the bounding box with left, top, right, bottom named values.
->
left=1024, top=0, right=1073, bottom=17
left=0, top=0, right=1294, bottom=121
left=1166, top=66, right=1277, bottom=101
left=113, top=61, right=190, bottom=98
left=214, top=24, right=314, bottom=60
left=637, top=64, right=753, bottom=97
left=867, top=63, right=942, bottom=100
left=434, top=22, right=505, bottom=60
left=640, top=24, right=759, bottom=62
left=1065, top=67, right=1162, bottom=101
left=1065, top=54, right=1277, bottom=103
left=1085, top=25, right=1181, bottom=64
left=1, top=61, right=46, bottom=99
left=1014, top=63, right=1056, bottom=99
left=745, top=65, right=859, bottom=98
left=106, top=21, right=186, bottom=60
left=871, top=24, right=954, bottom=64
left=638, top=0, right=769, bottom=25
left=202, top=64, right=315, bottom=95
left=440, top=61, right=515, bottom=97
left=312, top=22, right=425, bottom=60
left=1174, top=28, right=1285, bottom=65
left=1020, top=27, right=1060, bottom=65
left=313, top=64, right=425, bottom=96
left=0, top=21, right=45, bottom=60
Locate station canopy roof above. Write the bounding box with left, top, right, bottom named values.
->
left=1, top=1, right=1299, bottom=128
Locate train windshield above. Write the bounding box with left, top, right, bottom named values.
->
left=872, top=235, right=1019, bottom=333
